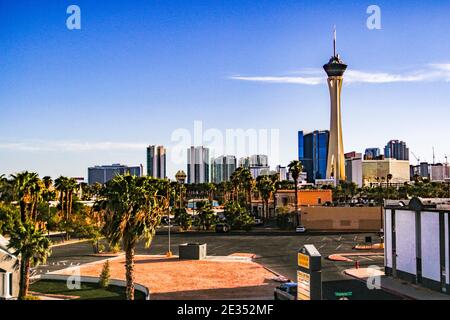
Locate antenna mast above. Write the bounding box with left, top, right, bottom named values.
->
left=333, top=25, right=337, bottom=57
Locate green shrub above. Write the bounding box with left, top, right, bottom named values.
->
left=21, top=295, right=41, bottom=300
left=99, top=260, right=111, bottom=288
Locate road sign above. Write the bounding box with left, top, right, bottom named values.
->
left=335, top=292, right=353, bottom=298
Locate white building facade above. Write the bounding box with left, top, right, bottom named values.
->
left=384, top=198, right=450, bottom=295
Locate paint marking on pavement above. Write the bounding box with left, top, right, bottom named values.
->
left=359, top=256, right=374, bottom=261
left=335, top=244, right=342, bottom=251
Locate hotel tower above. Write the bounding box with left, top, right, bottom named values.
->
left=323, top=28, right=347, bottom=182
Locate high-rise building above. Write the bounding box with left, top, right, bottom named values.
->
left=187, top=146, right=210, bottom=184
left=88, top=164, right=142, bottom=185
left=211, top=155, right=237, bottom=183
left=249, top=166, right=271, bottom=179
left=430, top=163, right=450, bottom=182
left=298, top=130, right=329, bottom=183
left=146, top=145, right=166, bottom=179
left=323, top=28, right=347, bottom=183
left=410, top=162, right=430, bottom=180
left=276, top=165, right=288, bottom=181
left=364, top=148, right=382, bottom=160
left=345, top=152, right=363, bottom=187
left=384, top=140, right=409, bottom=161
left=238, top=155, right=270, bottom=179
left=239, top=155, right=268, bottom=168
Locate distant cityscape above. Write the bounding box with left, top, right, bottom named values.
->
left=84, top=36, right=449, bottom=188
left=86, top=136, right=449, bottom=187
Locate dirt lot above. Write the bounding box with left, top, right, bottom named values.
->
left=57, top=255, right=280, bottom=300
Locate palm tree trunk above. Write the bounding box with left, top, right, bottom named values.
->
left=294, top=179, right=300, bottom=226
left=20, top=201, right=26, bottom=222
left=18, top=257, right=30, bottom=299
left=125, top=244, right=135, bottom=300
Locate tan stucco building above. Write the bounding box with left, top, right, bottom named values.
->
left=362, top=159, right=410, bottom=186
left=0, top=236, right=20, bottom=299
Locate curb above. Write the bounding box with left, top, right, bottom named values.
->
left=343, top=269, right=414, bottom=300
left=50, top=238, right=91, bottom=248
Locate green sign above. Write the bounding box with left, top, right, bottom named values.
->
left=335, top=292, right=353, bottom=297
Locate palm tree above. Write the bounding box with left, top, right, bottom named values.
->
left=238, top=169, right=254, bottom=211
left=256, top=175, right=275, bottom=220
left=386, top=173, right=393, bottom=199
left=101, top=175, right=168, bottom=300
left=8, top=221, right=51, bottom=299
left=10, top=171, right=40, bottom=222
left=288, top=160, right=303, bottom=227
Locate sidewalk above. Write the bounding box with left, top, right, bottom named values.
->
left=345, top=268, right=450, bottom=300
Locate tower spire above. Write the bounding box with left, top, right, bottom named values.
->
left=333, top=25, right=337, bottom=57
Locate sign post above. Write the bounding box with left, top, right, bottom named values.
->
left=297, top=244, right=322, bottom=300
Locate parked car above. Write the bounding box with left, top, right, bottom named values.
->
left=215, top=223, right=230, bottom=233
left=296, top=226, right=306, bottom=233
left=274, top=282, right=297, bottom=300
left=161, top=216, right=169, bottom=225
left=253, top=218, right=263, bottom=226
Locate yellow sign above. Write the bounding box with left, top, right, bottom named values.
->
left=297, top=270, right=311, bottom=300
left=298, top=253, right=310, bottom=269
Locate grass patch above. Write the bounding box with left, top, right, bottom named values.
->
left=30, top=280, right=146, bottom=300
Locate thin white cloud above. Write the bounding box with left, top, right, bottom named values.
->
left=0, top=140, right=147, bottom=152
left=230, top=63, right=450, bottom=85
left=229, top=75, right=323, bottom=85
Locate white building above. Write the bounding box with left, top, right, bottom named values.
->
left=276, top=165, right=288, bottom=181
left=345, top=152, right=363, bottom=187
left=187, top=146, right=210, bottom=184
left=430, top=164, right=450, bottom=182
left=384, top=198, right=450, bottom=295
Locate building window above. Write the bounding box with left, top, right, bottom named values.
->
left=8, top=273, right=12, bottom=297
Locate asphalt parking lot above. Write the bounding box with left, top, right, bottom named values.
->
left=38, top=230, right=401, bottom=300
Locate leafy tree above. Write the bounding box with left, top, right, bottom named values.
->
left=100, top=175, right=168, bottom=300
left=195, top=201, right=216, bottom=230
left=8, top=221, right=51, bottom=299
left=173, top=207, right=192, bottom=231
left=224, top=202, right=253, bottom=231
left=0, top=203, right=20, bottom=235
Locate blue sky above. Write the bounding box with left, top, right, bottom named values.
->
left=1, top=0, right=449, bottom=179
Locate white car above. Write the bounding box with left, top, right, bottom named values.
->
left=296, top=226, right=306, bottom=233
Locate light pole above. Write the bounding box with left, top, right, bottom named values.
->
left=169, top=170, right=186, bottom=258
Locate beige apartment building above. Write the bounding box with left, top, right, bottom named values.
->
left=362, top=159, right=410, bottom=186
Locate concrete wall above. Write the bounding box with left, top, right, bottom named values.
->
left=384, top=209, right=392, bottom=268
left=300, top=206, right=382, bottom=231
left=421, top=211, right=441, bottom=282
left=395, top=210, right=417, bottom=275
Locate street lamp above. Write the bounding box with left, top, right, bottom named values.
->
left=167, top=170, right=186, bottom=258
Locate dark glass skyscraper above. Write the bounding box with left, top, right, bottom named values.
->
left=384, top=140, right=409, bottom=161
left=298, top=130, right=329, bottom=183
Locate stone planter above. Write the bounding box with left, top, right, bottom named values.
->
left=179, top=243, right=207, bottom=260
